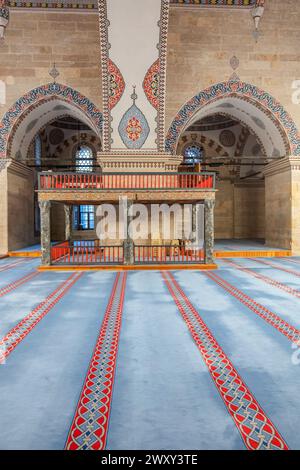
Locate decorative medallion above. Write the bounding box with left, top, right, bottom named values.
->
left=143, top=59, right=159, bottom=110
left=118, top=86, right=150, bottom=149
left=49, top=62, right=60, bottom=82
left=49, top=128, right=64, bottom=146
left=108, top=59, right=125, bottom=110
left=219, top=129, right=236, bottom=147
left=126, top=116, right=142, bottom=142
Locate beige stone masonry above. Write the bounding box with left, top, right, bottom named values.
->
left=264, top=157, right=300, bottom=254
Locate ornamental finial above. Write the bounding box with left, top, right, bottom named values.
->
left=49, top=62, right=60, bottom=83
left=131, top=85, right=138, bottom=105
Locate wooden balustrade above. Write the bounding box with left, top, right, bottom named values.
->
left=134, top=245, right=205, bottom=264
left=51, top=241, right=205, bottom=265
left=51, top=241, right=124, bottom=265
left=39, top=172, right=215, bottom=191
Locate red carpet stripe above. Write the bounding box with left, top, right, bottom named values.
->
left=0, top=259, right=30, bottom=272
left=276, top=258, right=300, bottom=267
left=205, top=271, right=300, bottom=345
left=65, top=272, right=127, bottom=450
left=0, top=272, right=83, bottom=362
left=0, top=271, right=40, bottom=298
left=223, top=259, right=300, bottom=299
left=162, top=271, right=288, bottom=451
left=250, top=258, right=300, bottom=278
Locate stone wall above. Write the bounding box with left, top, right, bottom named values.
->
left=264, top=159, right=292, bottom=250
left=0, top=166, right=8, bottom=254
left=233, top=183, right=265, bottom=239
left=166, top=0, right=300, bottom=134
left=0, top=11, right=102, bottom=116
left=7, top=161, right=35, bottom=251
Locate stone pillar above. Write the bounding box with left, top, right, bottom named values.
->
left=191, top=203, right=197, bottom=242
left=264, top=157, right=300, bottom=254
left=204, top=199, right=215, bottom=264
left=64, top=204, right=72, bottom=241
left=39, top=200, right=51, bottom=266
left=123, top=199, right=134, bottom=265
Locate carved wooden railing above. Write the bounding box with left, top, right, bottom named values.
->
left=39, top=172, right=215, bottom=191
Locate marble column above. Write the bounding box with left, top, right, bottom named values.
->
left=123, top=199, right=134, bottom=265
left=39, top=200, right=51, bottom=266
left=64, top=204, right=72, bottom=241
left=204, top=199, right=215, bottom=264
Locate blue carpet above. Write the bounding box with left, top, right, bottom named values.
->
left=0, top=271, right=115, bottom=450
left=0, top=260, right=300, bottom=449
left=173, top=268, right=300, bottom=449
left=106, top=271, right=244, bottom=450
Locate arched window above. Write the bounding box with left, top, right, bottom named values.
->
left=74, top=144, right=95, bottom=230
left=34, top=135, right=42, bottom=167
left=183, top=144, right=204, bottom=165
left=75, top=145, right=94, bottom=172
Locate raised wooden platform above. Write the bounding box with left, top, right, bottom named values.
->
left=38, top=263, right=218, bottom=272
left=214, top=250, right=292, bottom=259
left=8, top=251, right=41, bottom=258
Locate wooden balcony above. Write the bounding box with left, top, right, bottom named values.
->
left=38, top=171, right=215, bottom=191
left=37, top=171, right=216, bottom=204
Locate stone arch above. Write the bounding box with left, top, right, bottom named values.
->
left=0, top=82, right=103, bottom=159
left=165, top=80, right=300, bottom=157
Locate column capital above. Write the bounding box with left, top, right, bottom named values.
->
left=39, top=200, right=51, bottom=211
left=204, top=199, right=215, bottom=210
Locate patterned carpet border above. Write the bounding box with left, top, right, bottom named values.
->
left=250, top=259, right=300, bottom=278
left=0, top=272, right=83, bottom=362
left=0, top=259, right=31, bottom=272
left=223, top=259, right=300, bottom=299
left=65, top=272, right=127, bottom=450
left=0, top=271, right=40, bottom=298
left=205, top=271, right=300, bottom=345
left=161, top=271, right=288, bottom=451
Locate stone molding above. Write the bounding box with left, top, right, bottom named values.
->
left=38, top=189, right=216, bottom=203
left=264, top=157, right=300, bottom=178
left=98, top=151, right=183, bottom=172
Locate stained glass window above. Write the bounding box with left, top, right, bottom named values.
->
left=183, top=144, right=204, bottom=165
left=75, top=145, right=94, bottom=172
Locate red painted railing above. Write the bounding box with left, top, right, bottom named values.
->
left=51, top=241, right=205, bottom=265
left=134, top=245, right=205, bottom=264
left=51, top=242, right=124, bottom=265
left=39, top=172, right=215, bottom=191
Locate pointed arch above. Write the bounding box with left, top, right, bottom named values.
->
left=0, top=82, right=103, bottom=158
left=165, top=80, right=300, bottom=156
